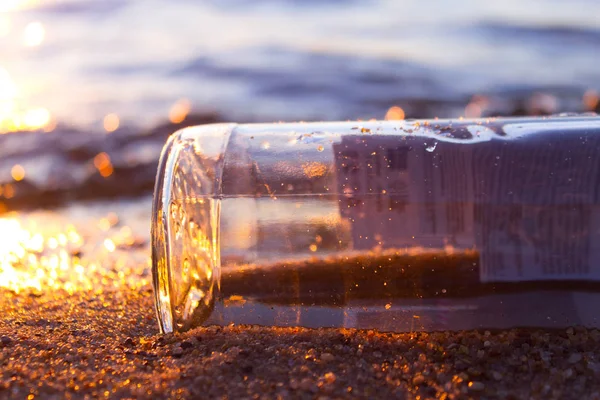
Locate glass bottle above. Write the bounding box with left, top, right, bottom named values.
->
left=152, top=116, right=600, bottom=333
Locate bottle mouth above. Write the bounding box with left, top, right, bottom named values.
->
left=151, top=132, right=176, bottom=333
left=151, top=124, right=234, bottom=333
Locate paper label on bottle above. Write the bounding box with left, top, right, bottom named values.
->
left=332, top=132, right=600, bottom=282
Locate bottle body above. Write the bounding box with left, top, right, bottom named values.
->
left=153, top=117, right=600, bottom=333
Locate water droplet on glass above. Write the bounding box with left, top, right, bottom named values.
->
left=425, top=142, right=437, bottom=152
left=317, top=145, right=324, bottom=152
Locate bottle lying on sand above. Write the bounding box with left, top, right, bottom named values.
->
left=152, top=115, right=600, bottom=334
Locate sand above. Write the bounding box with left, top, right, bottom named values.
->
left=2, top=208, right=600, bottom=399
left=1, top=287, right=600, bottom=400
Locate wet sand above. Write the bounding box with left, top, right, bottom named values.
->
left=2, top=287, right=600, bottom=399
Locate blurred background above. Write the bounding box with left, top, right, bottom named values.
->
left=1, top=0, right=600, bottom=210
left=0, top=0, right=599, bottom=293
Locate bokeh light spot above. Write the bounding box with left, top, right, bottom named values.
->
left=23, top=21, right=45, bottom=47
left=93, top=152, right=114, bottom=178
left=385, top=106, right=405, bottom=121
left=169, top=98, right=191, bottom=124
left=103, top=113, right=119, bottom=133
left=11, top=165, right=25, bottom=181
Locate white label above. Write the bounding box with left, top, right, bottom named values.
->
left=333, top=133, right=600, bottom=282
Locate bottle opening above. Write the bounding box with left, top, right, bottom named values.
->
left=152, top=124, right=234, bottom=333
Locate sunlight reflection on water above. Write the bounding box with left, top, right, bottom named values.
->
left=0, top=0, right=599, bottom=130
left=0, top=197, right=151, bottom=294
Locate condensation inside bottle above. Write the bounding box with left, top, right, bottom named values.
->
left=155, top=117, right=600, bottom=333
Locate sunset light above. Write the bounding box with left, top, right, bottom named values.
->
left=385, top=106, right=405, bottom=121
left=0, top=67, right=18, bottom=106
left=22, top=21, right=45, bottom=47
left=103, top=113, right=120, bottom=133
left=169, top=98, right=191, bottom=124
left=584, top=90, right=599, bottom=111
left=0, top=0, right=40, bottom=13
left=23, top=107, right=51, bottom=128
left=11, top=165, right=25, bottom=181
left=0, top=68, right=53, bottom=133
left=0, top=17, right=10, bottom=37
left=0, top=214, right=149, bottom=295
left=1, top=0, right=600, bottom=396
left=93, top=152, right=114, bottom=178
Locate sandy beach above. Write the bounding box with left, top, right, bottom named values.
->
left=2, top=285, right=600, bottom=399
left=2, top=1, right=600, bottom=399
left=0, top=197, right=599, bottom=399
